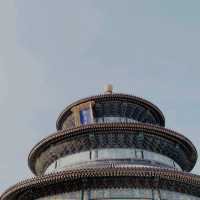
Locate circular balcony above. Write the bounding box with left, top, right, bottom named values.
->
left=28, top=123, right=197, bottom=175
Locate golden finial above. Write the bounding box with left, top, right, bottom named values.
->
left=104, top=84, right=113, bottom=94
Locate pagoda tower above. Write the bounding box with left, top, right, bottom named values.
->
left=1, top=85, right=200, bottom=199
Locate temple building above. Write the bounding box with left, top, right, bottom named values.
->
left=1, top=85, right=200, bottom=199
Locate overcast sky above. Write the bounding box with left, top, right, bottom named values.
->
left=1, top=0, right=200, bottom=194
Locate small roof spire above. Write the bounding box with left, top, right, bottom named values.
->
left=104, top=84, right=113, bottom=94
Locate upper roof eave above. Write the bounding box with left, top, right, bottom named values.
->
left=56, top=93, right=165, bottom=130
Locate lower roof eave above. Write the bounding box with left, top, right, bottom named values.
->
left=1, top=165, right=200, bottom=200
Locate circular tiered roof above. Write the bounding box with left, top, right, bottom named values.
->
left=1, top=90, right=199, bottom=200
left=56, top=94, right=165, bottom=130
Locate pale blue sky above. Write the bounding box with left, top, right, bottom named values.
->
left=0, top=0, right=200, bottom=194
